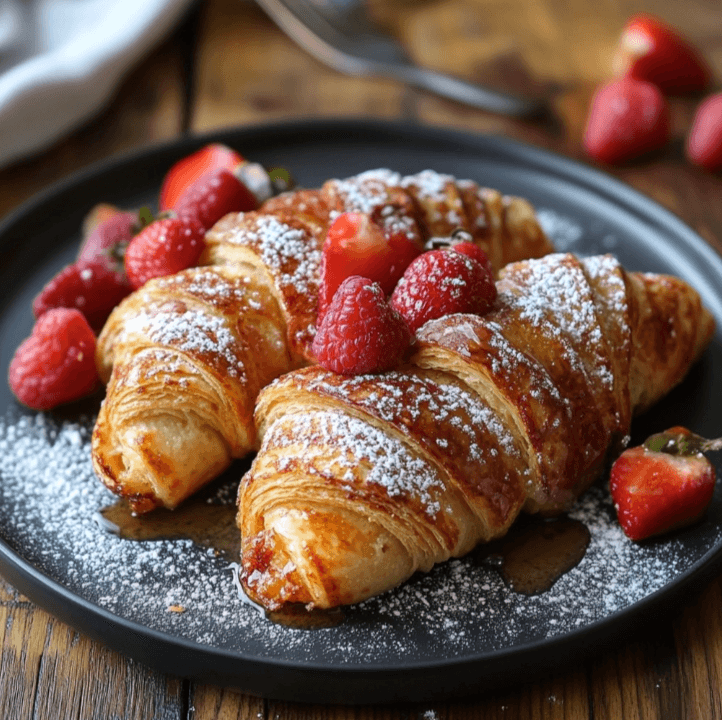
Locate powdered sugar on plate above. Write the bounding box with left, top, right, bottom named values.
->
left=1, top=407, right=720, bottom=666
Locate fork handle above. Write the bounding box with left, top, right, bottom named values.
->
left=391, top=64, right=547, bottom=119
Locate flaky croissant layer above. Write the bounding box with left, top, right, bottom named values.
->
left=239, top=253, right=714, bottom=610
left=92, top=168, right=553, bottom=513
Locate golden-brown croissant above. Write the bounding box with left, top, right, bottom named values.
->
left=92, top=169, right=553, bottom=512
left=238, top=253, right=715, bottom=610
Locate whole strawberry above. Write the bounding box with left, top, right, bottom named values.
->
left=614, top=14, right=711, bottom=94
left=390, top=249, right=496, bottom=334
left=159, top=143, right=245, bottom=211
left=447, top=240, right=493, bottom=274
left=583, top=77, right=670, bottom=164
left=32, top=259, right=133, bottom=332
left=8, top=308, right=99, bottom=410
left=124, top=217, right=205, bottom=289
left=686, top=92, right=722, bottom=172
left=312, top=276, right=411, bottom=375
left=174, top=167, right=260, bottom=230
left=610, top=426, right=718, bottom=541
left=77, top=206, right=139, bottom=273
left=318, top=211, right=421, bottom=323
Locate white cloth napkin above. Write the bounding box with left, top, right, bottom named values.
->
left=0, top=0, right=196, bottom=169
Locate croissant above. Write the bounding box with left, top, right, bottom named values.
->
left=92, top=169, right=552, bottom=513
left=239, top=253, right=715, bottom=610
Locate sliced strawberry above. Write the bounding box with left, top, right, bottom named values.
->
left=32, top=259, right=132, bottom=332
left=8, top=308, right=99, bottom=410
left=610, top=427, right=716, bottom=541
left=390, top=249, right=496, bottom=334
left=312, top=276, right=411, bottom=375
left=686, top=92, right=722, bottom=172
left=583, top=77, right=670, bottom=164
left=124, top=217, right=205, bottom=289
left=318, top=212, right=421, bottom=323
left=174, top=167, right=259, bottom=230
left=159, top=143, right=244, bottom=211
left=614, top=14, right=711, bottom=94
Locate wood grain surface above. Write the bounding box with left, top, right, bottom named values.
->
left=2, top=0, right=722, bottom=717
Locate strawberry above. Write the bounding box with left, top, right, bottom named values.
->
left=174, top=167, right=260, bottom=230
left=159, top=143, right=244, bottom=211
left=610, top=427, right=718, bottom=541
left=686, top=92, right=722, bottom=172
left=124, top=217, right=205, bottom=290
left=583, top=77, right=670, bottom=164
left=390, top=249, right=496, bottom=334
left=318, top=211, right=421, bottom=322
left=8, top=308, right=99, bottom=410
left=614, top=14, right=711, bottom=94
left=312, top=276, right=411, bottom=375
left=32, top=259, right=132, bottom=332
left=447, top=241, right=494, bottom=278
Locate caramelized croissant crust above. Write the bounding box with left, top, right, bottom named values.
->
left=238, top=253, right=714, bottom=610
left=93, top=169, right=553, bottom=512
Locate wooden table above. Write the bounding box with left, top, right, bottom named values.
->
left=2, top=0, right=722, bottom=716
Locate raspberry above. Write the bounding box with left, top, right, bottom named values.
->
left=8, top=308, right=99, bottom=410
left=312, top=276, right=411, bottom=375
left=174, top=167, right=259, bottom=230
left=124, top=217, right=205, bottom=290
left=159, top=143, right=245, bottom=211
left=32, top=259, right=132, bottom=332
left=318, top=211, right=421, bottom=323
left=391, top=250, right=497, bottom=333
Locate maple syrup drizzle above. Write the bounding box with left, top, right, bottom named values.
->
left=474, top=515, right=591, bottom=595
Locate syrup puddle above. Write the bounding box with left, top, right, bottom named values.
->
left=95, top=496, right=240, bottom=561
left=474, top=515, right=591, bottom=595
left=96, top=497, right=590, bottom=625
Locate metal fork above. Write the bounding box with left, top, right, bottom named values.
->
left=254, top=0, right=547, bottom=119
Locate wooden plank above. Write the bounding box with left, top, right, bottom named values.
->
left=190, top=684, right=265, bottom=719
left=191, top=0, right=408, bottom=133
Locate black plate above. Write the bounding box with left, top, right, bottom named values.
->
left=1, top=119, right=722, bottom=705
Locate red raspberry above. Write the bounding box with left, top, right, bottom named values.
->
left=583, top=77, right=670, bottom=164
left=318, top=211, right=421, bottom=323
left=77, top=206, right=138, bottom=274
left=8, top=308, right=99, bottom=410
left=125, top=217, right=205, bottom=290
left=686, top=92, right=722, bottom=172
left=159, top=143, right=245, bottom=211
left=32, top=259, right=132, bottom=332
left=174, top=167, right=259, bottom=230
left=312, top=276, right=411, bottom=375
left=391, top=250, right=497, bottom=333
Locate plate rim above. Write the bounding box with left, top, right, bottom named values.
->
left=1, top=117, right=721, bottom=703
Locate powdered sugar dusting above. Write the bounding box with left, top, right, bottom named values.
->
left=1, top=408, right=719, bottom=670
left=500, top=254, right=614, bottom=391
left=124, top=307, right=244, bottom=378
left=536, top=209, right=584, bottom=251
left=264, top=409, right=444, bottom=516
